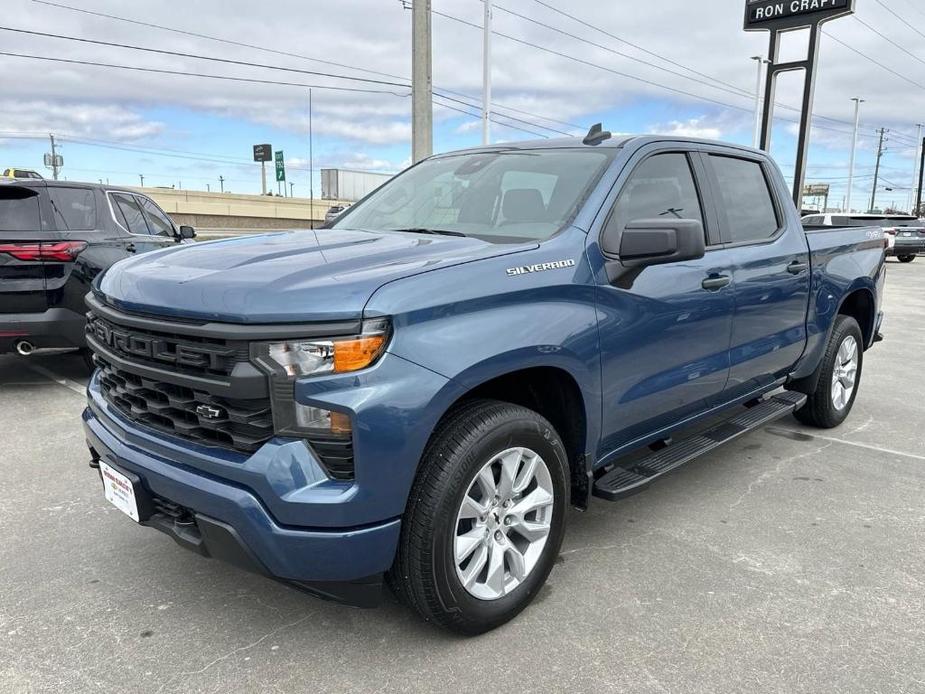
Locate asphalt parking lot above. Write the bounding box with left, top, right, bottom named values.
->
left=1, top=261, right=923, bottom=694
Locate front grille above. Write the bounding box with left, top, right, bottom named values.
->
left=86, top=313, right=246, bottom=378
left=97, top=358, right=274, bottom=453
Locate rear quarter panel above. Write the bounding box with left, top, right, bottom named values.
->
left=790, top=225, right=885, bottom=379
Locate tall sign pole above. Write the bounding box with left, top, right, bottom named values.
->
left=253, top=143, right=272, bottom=195
left=411, top=0, right=433, bottom=163
left=745, top=0, right=856, bottom=208
left=916, top=137, right=925, bottom=217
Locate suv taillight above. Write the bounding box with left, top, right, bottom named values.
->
left=0, top=241, right=87, bottom=261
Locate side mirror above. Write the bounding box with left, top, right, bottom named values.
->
left=177, top=225, right=196, bottom=240
left=603, top=218, right=705, bottom=268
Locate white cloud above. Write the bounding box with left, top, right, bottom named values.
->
left=652, top=117, right=723, bottom=140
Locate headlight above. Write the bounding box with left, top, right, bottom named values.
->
left=264, top=318, right=389, bottom=377
left=251, top=319, right=391, bottom=471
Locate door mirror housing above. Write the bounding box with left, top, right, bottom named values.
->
left=603, top=218, right=706, bottom=268
left=177, top=225, right=196, bottom=240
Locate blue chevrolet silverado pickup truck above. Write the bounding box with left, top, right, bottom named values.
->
left=82, top=132, right=885, bottom=634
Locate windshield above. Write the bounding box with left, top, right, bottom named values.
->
left=331, top=148, right=613, bottom=242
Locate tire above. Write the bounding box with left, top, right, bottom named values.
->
left=793, top=316, right=863, bottom=429
left=389, top=399, right=569, bottom=635
left=897, top=255, right=915, bottom=263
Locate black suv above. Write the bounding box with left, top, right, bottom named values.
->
left=0, top=180, right=195, bottom=363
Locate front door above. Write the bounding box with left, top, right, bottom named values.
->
left=592, top=149, right=737, bottom=456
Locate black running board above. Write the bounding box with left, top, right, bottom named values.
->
left=592, top=391, right=807, bottom=501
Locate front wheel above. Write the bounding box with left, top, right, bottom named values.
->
left=793, top=316, right=863, bottom=428
left=389, top=400, right=569, bottom=635
left=897, top=255, right=915, bottom=263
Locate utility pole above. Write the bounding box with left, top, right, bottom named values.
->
left=206, top=183, right=210, bottom=192
left=139, top=174, right=144, bottom=187
left=910, top=123, right=923, bottom=213
left=218, top=176, right=225, bottom=193
left=869, top=128, right=887, bottom=213
left=916, top=137, right=925, bottom=217
left=845, top=98, right=863, bottom=213
left=48, top=134, right=60, bottom=180
left=411, top=0, right=433, bottom=163
left=482, top=0, right=493, bottom=145
left=750, top=56, right=768, bottom=149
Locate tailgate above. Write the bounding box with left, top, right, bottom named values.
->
left=0, top=185, right=58, bottom=314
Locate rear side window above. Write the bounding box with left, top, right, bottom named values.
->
left=609, top=153, right=705, bottom=234
left=0, top=187, right=42, bottom=232
left=139, top=197, right=174, bottom=236
left=47, top=187, right=97, bottom=230
left=709, top=155, right=779, bottom=243
left=111, top=193, right=150, bottom=235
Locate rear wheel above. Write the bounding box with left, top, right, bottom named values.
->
left=793, top=316, right=863, bottom=429
left=897, top=255, right=915, bottom=263
left=389, top=400, right=569, bottom=635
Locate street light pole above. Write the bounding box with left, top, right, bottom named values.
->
left=750, top=56, right=768, bottom=149
left=411, top=0, right=433, bottom=163
left=845, top=97, right=863, bottom=213
left=482, top=0, right=493, bottom=146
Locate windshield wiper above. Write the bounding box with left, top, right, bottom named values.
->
left=390, top=227, right=468, bottom=237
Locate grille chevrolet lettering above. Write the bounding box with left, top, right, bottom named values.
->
left=87, top=315, right=234, bottom=371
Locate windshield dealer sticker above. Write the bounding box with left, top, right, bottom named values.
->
left=506, top=259, right=576, bottom=277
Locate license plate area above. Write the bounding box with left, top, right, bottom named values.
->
left=100, top=461, right=153, bottom=522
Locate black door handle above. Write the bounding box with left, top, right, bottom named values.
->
left=702, top=275, right=731, bottom=290
left=787, top=260, right=809, bottom=274
left=125, top=243, right=136, bottom=253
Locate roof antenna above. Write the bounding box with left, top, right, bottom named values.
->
left=583, top=122, right=612, bottom=146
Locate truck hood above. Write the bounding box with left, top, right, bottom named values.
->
left=96, top=228, right=535, bottom=323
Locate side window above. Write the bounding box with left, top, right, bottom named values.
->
left=111, top=193, right=151, bottom=235
left=47, top=187, right=97, bottom=230
left=709, top=155, right=779, bottom=243
left=608, top=152, right=705, bottom=237
left=138, top=196, right=174, bottom=237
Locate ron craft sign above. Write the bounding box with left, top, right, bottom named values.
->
left=745, top=0, right=853, bottom=31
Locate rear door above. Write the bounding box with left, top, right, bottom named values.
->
left=0, top=184, right=56, bottom=315
left=109, top=192, right=176, bottom=255
left=704, top=152, right=811, bottom=399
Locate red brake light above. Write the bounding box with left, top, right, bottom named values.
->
left=0, top=241, right=87, bottom=261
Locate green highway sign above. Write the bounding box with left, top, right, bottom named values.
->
left=274, top=150, right=286, bottom=182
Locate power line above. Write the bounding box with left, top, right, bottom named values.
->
left=31, top=0, right=412, bottom=83
left=824, top=28, right=925, bottom=91
left=871, top=0, right=925, bottom=40
left=490, top=1, right=759, bottom=102
left=432, top=9, right=874, bottom=140
left=34, top=0, right=580, bottom=136
left=0, top=25, right=413, bottom=89
left=851, top=16, right=925, bottom=70
left=526, top=0, right=754, bottom=97
left=0, top=50, right=408, bottom=96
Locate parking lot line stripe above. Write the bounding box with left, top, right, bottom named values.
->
left=767, top=427, right=925, bottom=462
left=24, top=364, right=86, bottom=397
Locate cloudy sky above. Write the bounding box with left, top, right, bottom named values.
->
left=3, top=0, right=925, bottom=210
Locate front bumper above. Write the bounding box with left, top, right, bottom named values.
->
left=82, top=349, right=454, bottom=606
left=84, top=396, right=401, bottom=606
